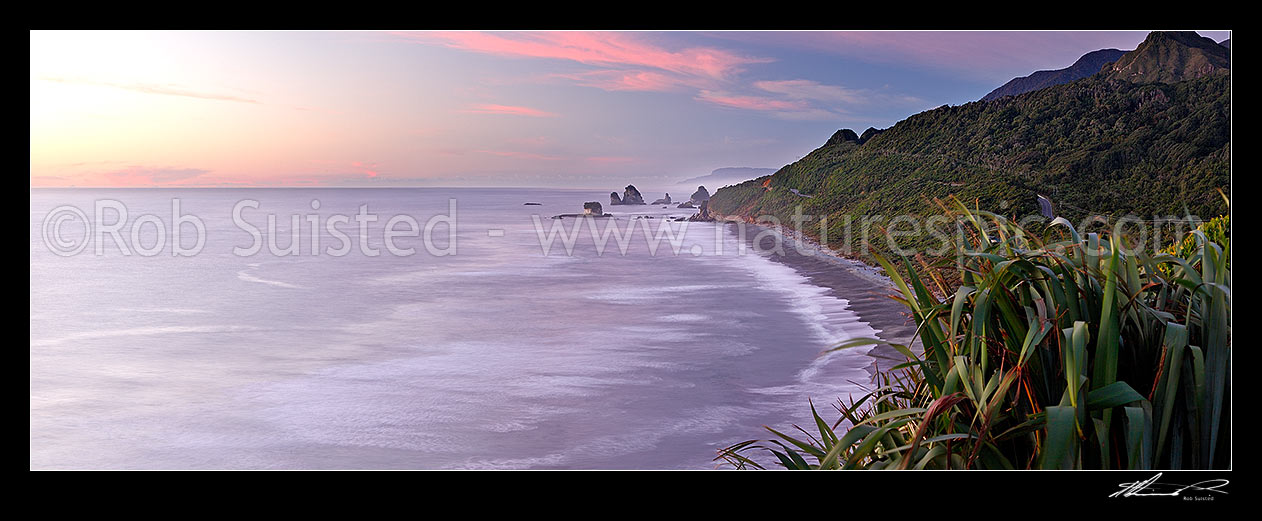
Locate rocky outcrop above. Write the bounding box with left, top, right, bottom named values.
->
left=689, top=186, right=710, bottom=205
left=650, top=193, right=672, bottom=205
left=825, top=129, right=861, bottom=146
left=824, top=128, right=884, bottom=147
left=858, top=127, right=885, bottom=144
left=688, top=200, right=714, bottom=222
left=611, top=185, right=645, bottom=205
left=676, top=201, right=695, bottom=209
left=1103, top=31, right=1229, bottom=84
left=583, top=201, right=603, bottom=216
left=623, top=185, right=646, bottom=205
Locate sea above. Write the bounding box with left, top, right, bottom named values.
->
left=29, top=188, right=881, bottom=469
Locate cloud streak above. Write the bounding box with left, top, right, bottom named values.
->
left=397, top=31, right=772, bottom=93
left=399, top=31, right=924, bottom=123
left=695, top=90, right=810, bottom=112
left=695, top=78, right=925, bottom=121
left=549, top=70, right=684, bottom=92
left=40, top=76, right=259, bottom=104
left=460, top=103, right=559, bottom=118
left=399, top=31, right=769, bottom=78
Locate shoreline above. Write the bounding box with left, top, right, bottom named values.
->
left=723, top=219, right=919, bottom=378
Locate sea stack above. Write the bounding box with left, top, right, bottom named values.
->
left=651, top=193, right=672, bottom=205
left=583, top=202, right=603, bottom=216
left=621, top=185, right=646, bottom=205
left=610, top=192, right=623, bottom=205
left=690, top=186, right=710, bottom=205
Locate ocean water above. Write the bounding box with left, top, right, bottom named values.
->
left=29, top=188, right=880, bottom=469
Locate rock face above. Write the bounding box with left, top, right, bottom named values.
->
left=688, top=200, right=714, bottom=222
left=981, top=48, right=1127, bottom=101
left=825, top=128, right=884, bottom=147
left=611, top=185, right=646, bottom=205
left=689, top=186, right=710, bottom=205
left=858, top=127, right=885, bottom=144
left=583, top=201, right=603, bottom=216
left=620, top=185, right=646, bottom=205
left=1103, top=31, right=1229, bottom=84
left=676, top=201, right=695, bottom=208
left=650, top=193, right=672, bottom=205
left=825, top=129, right=861, bottom=146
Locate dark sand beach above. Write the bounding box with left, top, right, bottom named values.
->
left=737, top=223, right=920, bottom=377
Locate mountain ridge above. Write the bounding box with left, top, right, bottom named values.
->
left=982, top=48, right=1128, bottom=101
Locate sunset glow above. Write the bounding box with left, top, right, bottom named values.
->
left=29, top=30, right=1229, bottom=189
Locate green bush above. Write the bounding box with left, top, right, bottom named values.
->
left=719, top=199, right=1231, bottom=469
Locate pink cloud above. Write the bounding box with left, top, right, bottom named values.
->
left=460, top=103, right=559, bottom=118
left=350, top=161, right=380, bottom=178
left=399, top=32, right=769, bottom=78
left=550, top=69, right=686, bottom=92
left=396, top=31, right=772, bottom=93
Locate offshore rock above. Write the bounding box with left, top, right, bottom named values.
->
left=620, top=185, right=646, bottom=205
left=689, top=186, right=710, bottom=204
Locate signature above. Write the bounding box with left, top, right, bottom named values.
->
left=1110, top=473, right=1229, bottom=498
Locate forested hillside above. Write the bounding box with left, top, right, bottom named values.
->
left=710, top=44, right=1229, bottom=261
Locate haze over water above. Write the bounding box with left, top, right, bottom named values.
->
left=30, top=188, right=881, bottom=469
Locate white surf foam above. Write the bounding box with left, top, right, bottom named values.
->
left=706, top=227, right=881, bottom=388
left=237, top=265, right=306, bottom=289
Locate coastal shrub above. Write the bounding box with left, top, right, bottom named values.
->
left=718, top=198, right=1230, bottom=469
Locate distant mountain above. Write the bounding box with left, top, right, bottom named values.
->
left=677, top=167, right=777, bottom=190
left=1104, top=31, right=1229, bottom=84
left=981, top=49, right=1127, bottom=101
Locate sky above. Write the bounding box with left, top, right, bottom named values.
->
left=29, top=30, right=1230, bottom=190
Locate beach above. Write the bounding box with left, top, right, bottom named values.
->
left=731, top=221, right=920, bottom=378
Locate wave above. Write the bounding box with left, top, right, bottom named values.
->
left=237, top=264, right=306, bottom=289
left=31, top=324, right=256, bottom=348
left=708, top=227, right=881, bottom=389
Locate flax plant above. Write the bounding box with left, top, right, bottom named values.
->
left=719, top=197, right=1230, bottom=469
